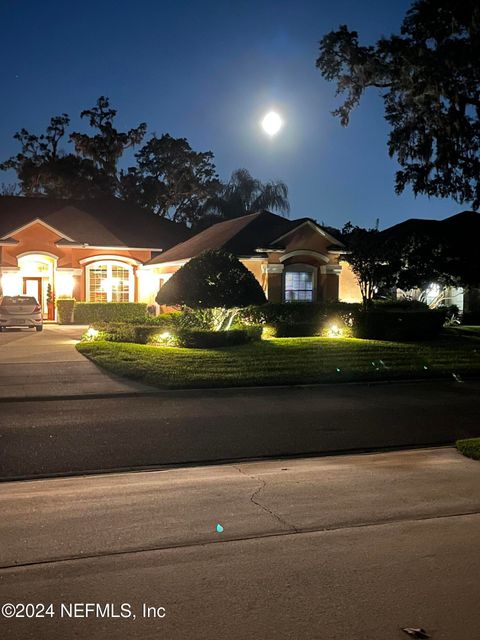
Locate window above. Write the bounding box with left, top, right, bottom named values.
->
left=284, top=269, right=314, bottom=302
left=86, top=262, right=134, bottom=302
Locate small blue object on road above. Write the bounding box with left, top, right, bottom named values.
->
left=216, top=523, right=224, bottom=533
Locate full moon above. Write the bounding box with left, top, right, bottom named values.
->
left=261, top=111, right=283, bottom=136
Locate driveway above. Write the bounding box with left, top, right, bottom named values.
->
left=0, top=324, right=156, bottom=399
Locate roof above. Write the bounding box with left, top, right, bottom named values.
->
left=381, top=210, right=480, bottom=245
left=148, top=211, right=344, bottom=264
left=0, top=196, right=190, bottom=250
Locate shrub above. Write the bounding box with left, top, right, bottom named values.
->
left=273, top=321, right=320, bottom=337
left=462, top=311, right=480, bottom=325
left=56, top=298, right=75, bottom=324
left=156, top=250, right=266, bottom=310
left=355, top=309, right=447, bottom=340
left=373, top=299, right=429, bottom=311
left=238, top=302, right=361, bottom=337
left=74, top=302, right=147, bottom=323
left=86, top=321, right=174, bottom=345
left=176, top=326, right=263, bottom=348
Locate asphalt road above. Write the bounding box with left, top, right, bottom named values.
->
left=0, top=449, right=479, bottom=639
left=1, top=380, right=480, bottom=479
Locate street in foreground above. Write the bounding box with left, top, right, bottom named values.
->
left=1, top=379, right=480, bottom=479
left=0, top=448, right=479, bottom=639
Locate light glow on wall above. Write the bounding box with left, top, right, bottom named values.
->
left=1, top=272, right=22, bottom=296
left=56, top=272, right=75, bottom=298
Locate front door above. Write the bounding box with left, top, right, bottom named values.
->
left=23, top=277, right=43, bottom=315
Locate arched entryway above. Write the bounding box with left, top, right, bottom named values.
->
left=17, top=253, right=57, bottom=319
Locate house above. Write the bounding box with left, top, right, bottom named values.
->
left=0, top=196, right=189, bottom=319
left=381, top=210, right=480, bottom=312
left=145, top=210, right=355, bottom=306
left=0, top=196, right=356, bottom=318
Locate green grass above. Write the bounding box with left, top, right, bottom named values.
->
left=456, top=438, right=480, bottom=461
left=77, top=332, right=480, bottom=389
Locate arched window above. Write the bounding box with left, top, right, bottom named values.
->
left=86, top=261, right=134, bottom=303
left=283, top=264, right=316, bottom=302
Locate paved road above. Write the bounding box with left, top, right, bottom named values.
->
left=0, top=449, right=479, bottom=639
left=1, top=379, right=480, bottom=479
left=0, top=325, right=156, bottom=399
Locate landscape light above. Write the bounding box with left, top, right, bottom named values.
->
left=160, top=331, right=171, bottom=339
left=327, top=323, right=343, bottom=338
left=86, top=327, right=99, bottom=339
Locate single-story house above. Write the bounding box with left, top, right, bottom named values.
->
left=0, top=196, right=359, bottom=319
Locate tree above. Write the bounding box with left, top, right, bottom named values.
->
left=1, top=97, right=146, bottom=198
left=156, top=250, right=266, bottom=329
left=342, top=223, right=401, bottom=306
left=199, top=168, right=290, bottom=228
left=119, top=134, right=220, bottom=225
left=316, top=0, right=480, bottom=208
left=70, top=96, right=146, bottom=193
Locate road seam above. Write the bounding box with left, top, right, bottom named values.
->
left=1, top=509, right=478, bottom=573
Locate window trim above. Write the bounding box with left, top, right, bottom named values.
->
left=85, top=260, right=135, bottom=303
left=283, top=263, right=316, bottom=303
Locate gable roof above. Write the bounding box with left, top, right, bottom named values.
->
left=0, top=196, right=190, bottom=250
left=147, top=211, right=344, bottom=264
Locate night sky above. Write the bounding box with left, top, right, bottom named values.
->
left=0, top=0, right=465, bottom=229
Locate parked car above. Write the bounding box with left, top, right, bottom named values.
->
left=0, top=295, right=43, bottom=331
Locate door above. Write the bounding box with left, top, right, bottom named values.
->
left=23, top=278, right=43, bottom=315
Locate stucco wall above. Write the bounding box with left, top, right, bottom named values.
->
left=338, top=260, right=362, bottom=303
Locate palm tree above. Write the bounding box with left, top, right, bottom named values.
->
left=197, top=169, right=289, bottom=229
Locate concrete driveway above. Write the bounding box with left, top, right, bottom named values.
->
left=0, top=324, right=156, bottom=399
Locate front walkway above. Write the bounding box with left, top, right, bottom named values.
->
left=0, top=324, right=157, bottom=400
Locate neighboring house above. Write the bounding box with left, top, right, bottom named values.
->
left=0, top=197, right=354, bottom=317
left=381, top=210, right=480, bottom=312
left=145, top=210, right=351, bottom=306
left=0, top=196, right=189, bottom=319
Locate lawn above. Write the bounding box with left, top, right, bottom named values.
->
left=456, top=438, right=480, bottom=461
left=77, top=332, right=480, bottom=389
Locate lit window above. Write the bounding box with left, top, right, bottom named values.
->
left=284, top=270, right=314, bottom=302
left=87, top=262, right=133, bottom=302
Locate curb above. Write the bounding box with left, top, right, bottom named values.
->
left=0, top=375, right=478, bottom=403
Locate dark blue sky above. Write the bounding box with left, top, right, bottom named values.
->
left=0, top=0, right=463, bottom=229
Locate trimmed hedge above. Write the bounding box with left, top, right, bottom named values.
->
left=56, top=298, right=75, bottom=324
left=274, top=321, right=320, bottom=337
left=355, top=309, right=447, bottom=340
left=176, top=326, right=263, bottom=348
left=87, top=320, right=263, bottom=348
left=74, top=302, right=147, bottom=323
left=238, top=302, right=360, bottom=337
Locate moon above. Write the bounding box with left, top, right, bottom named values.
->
left=261, top=111, right=283, bottom=136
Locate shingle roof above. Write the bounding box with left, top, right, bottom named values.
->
left=0, top=196, right=190, bottom=250
left=147, top=211, right=342, bottom=264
